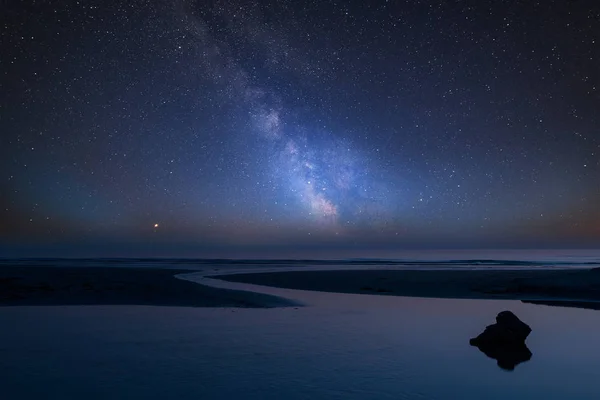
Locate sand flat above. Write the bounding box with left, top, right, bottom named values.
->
left=3, top=266, right=600, bottom=310
left=214, top=268, right=600, bottom=306
left=0, top=267, right=295, bottom=308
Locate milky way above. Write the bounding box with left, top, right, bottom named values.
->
left=176, top=0, right=392, bottom=228
left=1, top=0, right=599, bottom=256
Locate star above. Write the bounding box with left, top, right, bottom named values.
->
left=1, top=0, right=598, bottom=254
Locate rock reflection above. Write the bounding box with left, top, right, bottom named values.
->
left=471, top=340, right=532, bottom=371
left=470, top=311, right=533, bottom=371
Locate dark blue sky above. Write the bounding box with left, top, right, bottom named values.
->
left=1, top=0, right=599, bottom=257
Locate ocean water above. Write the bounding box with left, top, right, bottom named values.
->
left=1, top=248, right=600, bottom=270
left=2, top=266, right=600, bottom=400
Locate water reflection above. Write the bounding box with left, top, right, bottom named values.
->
left=469, top=311, right=533, bottom=371
left=471, top=340, right=533, bottom=371
left=4, top=273, right=600, bottom=399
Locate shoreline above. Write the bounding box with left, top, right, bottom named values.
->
left=0, top=267, right=296, bottom=308
left=2, top=266, right=600, bottom=310
left=214, top=268, right=600, bottom=309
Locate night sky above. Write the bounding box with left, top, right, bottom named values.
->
left=1, top=0, right=599, bottom=257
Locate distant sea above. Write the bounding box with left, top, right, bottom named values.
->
left=1, top=249, right=599, bottom=270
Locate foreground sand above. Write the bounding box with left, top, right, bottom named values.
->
left=215, top=268, right=600, bottom=309
left=3, top=266, right=600, bottom=310
left=0, top=267, right=295, bottom=308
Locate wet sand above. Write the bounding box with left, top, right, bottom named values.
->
left=215, top=268, right=600, bottom=307
left=3, top=266, right=600, bottom=310
left=0, top=267, right=295, bottom=308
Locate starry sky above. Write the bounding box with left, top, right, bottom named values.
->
left=1, top=0, right=599, bottom=257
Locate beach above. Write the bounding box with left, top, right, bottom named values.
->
left=2, top=265, right=600, bottom=309
left=0, top=266, right=295, bottom=308
left=3, top=263, right=600, bottom=399
left=214, top=268, right=600, bottom=308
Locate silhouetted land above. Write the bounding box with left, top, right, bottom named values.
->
left=216, top=268, right=600, bottom=309
left=0, top=267, right=295, bottom=308
left=3, top=266, right=600, bottom=310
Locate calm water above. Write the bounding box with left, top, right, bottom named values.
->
left=1, top=272, right=600, bottom=400
left=2, top=249, right=600, bottom=270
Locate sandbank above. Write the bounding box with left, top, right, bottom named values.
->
left=0, top=266, right=295, bottom=308
left=215, top=268, right=600, bottom=308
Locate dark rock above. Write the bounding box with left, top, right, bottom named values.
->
left=470, top=311, right=531, bottom=346
left=470, top=311, right=532, bottom=370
